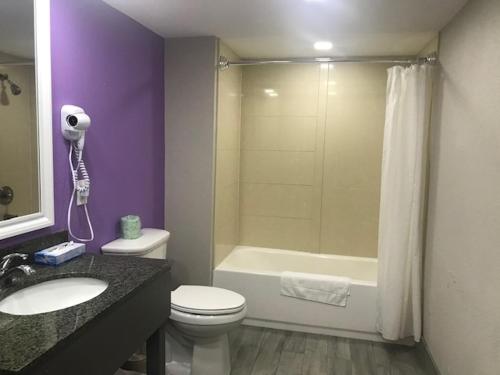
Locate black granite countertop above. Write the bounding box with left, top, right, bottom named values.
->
left=0, top=254, right=170, bottom=374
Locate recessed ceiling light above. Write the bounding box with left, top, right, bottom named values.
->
left=315, top=57, right=332, bottom=62
left=314, top=41, right=333, bottom=51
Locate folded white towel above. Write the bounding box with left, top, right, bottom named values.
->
left=280, top=271, right=351, bottom=307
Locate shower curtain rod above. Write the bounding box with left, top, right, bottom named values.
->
left=218, top=54, right=438, bottom=69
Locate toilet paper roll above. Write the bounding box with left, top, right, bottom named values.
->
left=120, top=215, right=142, bottom=239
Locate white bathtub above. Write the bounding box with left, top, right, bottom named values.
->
left=213, top=246, right=382, bottom=342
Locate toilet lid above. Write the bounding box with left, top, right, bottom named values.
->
left=171, top=285, right=246, bottom=315
left=101, top=228, right=170, bottom=256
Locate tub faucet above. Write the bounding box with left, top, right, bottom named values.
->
left=0, top=253, right=35, bottom=284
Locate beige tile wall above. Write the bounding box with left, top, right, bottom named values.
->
left=213, top=43, right=242, bottom=266
left=320, top=64, right=389, bottom=257
left=238, top=63, right=388, bottom=257
left=239, top=64, right=327, bottom=251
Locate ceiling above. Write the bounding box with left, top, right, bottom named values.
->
left=103, top=0, right=468, bottom=58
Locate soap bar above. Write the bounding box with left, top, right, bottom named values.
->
left=34, top=242, right=85, bottom=265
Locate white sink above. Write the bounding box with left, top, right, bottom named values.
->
left=0, top=277, right=109, bottom=316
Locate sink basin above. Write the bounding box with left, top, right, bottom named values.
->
left=0, top=277, right=109, bottom=316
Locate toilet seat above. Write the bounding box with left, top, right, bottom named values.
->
left=171, top=285, right=246, bottom=316
left=172, top=304, right=245, bottom=315
left=170, top=305, right=247, bottom=326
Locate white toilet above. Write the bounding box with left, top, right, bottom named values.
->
left=102, top=228, right=246, bottom=375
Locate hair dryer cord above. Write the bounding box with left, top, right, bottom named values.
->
left=67, top=142, right=94, bottom=242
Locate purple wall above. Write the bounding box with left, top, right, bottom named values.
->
left=0, top=0, right=165, bottom=252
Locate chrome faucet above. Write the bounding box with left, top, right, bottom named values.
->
left=0, top=253, right=35, bottom=283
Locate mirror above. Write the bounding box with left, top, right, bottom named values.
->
left=0, top=0, right=54, bottom=239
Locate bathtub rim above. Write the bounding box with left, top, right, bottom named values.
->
left=215, top=245, right=378, bottom=287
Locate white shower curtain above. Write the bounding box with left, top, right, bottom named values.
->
left=377, top=64, right=434, bottom=342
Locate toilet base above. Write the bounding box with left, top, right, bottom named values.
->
left=165, top=325, right=232, bottom=375
left=192, top=334, right=230, bottom=375
left=165, top=326, right=192, bottom=375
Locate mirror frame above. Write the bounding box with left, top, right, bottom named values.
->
left=0, top=0, right=54, bottom=239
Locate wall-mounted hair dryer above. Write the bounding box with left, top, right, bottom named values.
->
left=61, top=105, right=94, bottom=242
left=61, top=105, right=91, bottom=150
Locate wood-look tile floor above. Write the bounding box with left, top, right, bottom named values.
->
left=229, top=326, right=437, bottom=375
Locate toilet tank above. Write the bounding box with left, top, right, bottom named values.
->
left=101, top=228, right=170, bottom=259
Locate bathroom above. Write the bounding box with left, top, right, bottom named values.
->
left=0, top=0, right=498, bottom=374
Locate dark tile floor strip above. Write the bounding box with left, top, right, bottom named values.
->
left=229, top=326, right=437, bottom=375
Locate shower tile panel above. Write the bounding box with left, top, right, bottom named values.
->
left=217, top=85, right=242, bottom=151
left=216, top=149, right=241, bottom=188
left=239, top=64, right=324, bottom=252
left=324, top=98, right=385, bottom=190
left=319, top=64, right=388, bottom=258
left=234, top=63, right=388, bottom=257
left=214, top=42, right=242, bottom=267
left=240, top=216, right=317, bottom=251
left=241, top=184, right=314, bottom=219
left=242, top=116, right=317, bottom=152
left=242, top=83, right=319, bottom=117
left=241, top=150, right=315, bottom=186
left=214, top=181, right=240, bottom=266
left=242, top=64, right=321, bottom=85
